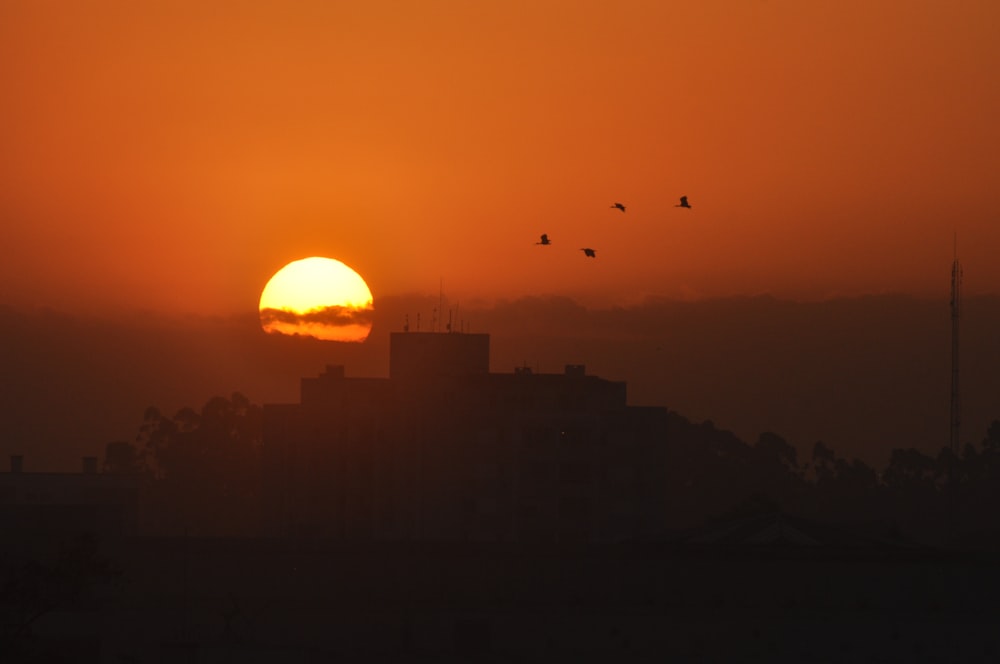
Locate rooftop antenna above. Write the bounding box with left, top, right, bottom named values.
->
left=950, top=233, right=962, bottom=455
left=438, top=277, right=444, bottom=334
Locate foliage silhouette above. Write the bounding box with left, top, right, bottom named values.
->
left=109, top=389, right=1000, bottom=546
left=102, top=440, right=143, bottom=474
left=122, top=393, right=263, bottom=535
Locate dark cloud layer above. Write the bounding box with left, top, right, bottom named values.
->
left=260, top=305, right=375, bottom=329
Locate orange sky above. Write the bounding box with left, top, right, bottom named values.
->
left=2, top=0, right=998, bottom=315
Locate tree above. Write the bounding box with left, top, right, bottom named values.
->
left=982, top=420, right=1000, bottom=453
left=102, top=440, right=143, bottom=474
left=811, top=441, right=836, bottom=483
left=135, top=405, right=178, bottom=479
left=135, top=393, right=263, bottom=534
left=882, top=448, right=938, bottom=492
left=754, top=431, right=798, bottom=470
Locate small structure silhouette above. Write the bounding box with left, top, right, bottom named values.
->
left=610, top=202, right=626, bottom=212
left=675, top=196, right=691, bottom=209
left=0, top=455, right=141, bottom=537
left=536, top=234, right=551, bottom=245
left=581, top=248, right=596, bottom=258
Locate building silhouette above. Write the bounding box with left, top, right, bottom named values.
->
left=0, top=454, right=141, bottom=538
left=263, top=331, right=669, bottom=541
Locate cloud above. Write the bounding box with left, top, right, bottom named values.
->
left=259, top=305, right=375, bottom=342
left=261, top=305, right=374, bottom=327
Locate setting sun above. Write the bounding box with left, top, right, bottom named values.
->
left=259, top=257, right=374, bottom=342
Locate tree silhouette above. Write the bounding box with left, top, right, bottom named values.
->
left=755, top=431, right=798, bottom=470
left=112, top=386, right=1000, bottom=546
left=982, top=420, right=1000, bottom=452
left=135, top=393, right=262, bottom=534
left=102, top=440, right=143, bottom=474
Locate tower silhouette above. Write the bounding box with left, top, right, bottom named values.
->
left=949, top=240, right=962, bottom=454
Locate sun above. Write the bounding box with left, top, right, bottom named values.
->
left=259, top=257, right=374, bottom=342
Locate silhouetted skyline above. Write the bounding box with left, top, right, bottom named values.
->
left=4, top=2, right=1000, bottom=658
left=4, top=292, right=998, bottom=471
left=5, top=298, right=1000, bottom=660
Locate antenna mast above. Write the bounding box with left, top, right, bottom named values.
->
left=949, top=237, right=962, bottom=454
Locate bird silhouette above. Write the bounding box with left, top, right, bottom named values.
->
left=581, top=248, right=596, bottom=258
left=611, top=202, right=626, bottom=212
left=536, top=234, right=551, bottom=245
left=675, top=196, right=691, bottom=209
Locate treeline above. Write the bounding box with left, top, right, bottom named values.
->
left=659, top=413, right=1000, bottom=544
left=104, top=393, right=263, bottom=535
left=104, top=394, right=1000, bottom=545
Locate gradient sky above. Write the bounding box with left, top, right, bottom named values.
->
left=2, top=0, right=998, bottom=315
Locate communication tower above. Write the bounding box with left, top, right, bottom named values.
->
left=949, top=242, right=962, bottom=454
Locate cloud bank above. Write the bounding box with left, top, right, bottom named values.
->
left=259, top=304, right=375, bottom=342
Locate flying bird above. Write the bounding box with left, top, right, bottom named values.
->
left=536, top=234, right=551, bottom=245
left=675, top=196, right=691, bottom=209
left=581, top=248, right=596, bottom=258
left=610, top=202, right=626, bottom=212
